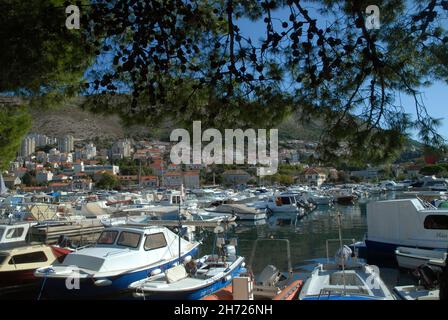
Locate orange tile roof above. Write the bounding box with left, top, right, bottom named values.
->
left=183, top=171, right=200, bottom=176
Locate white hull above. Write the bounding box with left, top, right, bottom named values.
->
left=299, top=262, right=395, bottom=300
left=394, top=285, right=439, bottom=300
left=395, top=247, right=447, bottom=270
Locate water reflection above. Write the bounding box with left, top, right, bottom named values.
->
left=216, top=193, right=417, bottom=290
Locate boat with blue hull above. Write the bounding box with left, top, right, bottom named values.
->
left=300, top=212, right=395, bottom=301
left=130, top=255, right=246, bottom=300
left=299, top=245, right=395, bottom=300
left=129, top=236, right=246, bottom=300
left=364, top=198, right=448, bottom=264
left=34, top=225, right=200, bottom=299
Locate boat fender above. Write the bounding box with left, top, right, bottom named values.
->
left=94, top=279, right=112, bottom=287
left=183, top=255, right=192, bottom=264
left=150, top=268, right=162, bottom=276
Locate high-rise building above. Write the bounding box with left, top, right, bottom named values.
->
left=85, top=143, right=97, bottom=160
left=19, top=136, right=36, bottom=158
left=28, top=133, right=49, bottom=147
left=58, top=135, right=74, bottom=153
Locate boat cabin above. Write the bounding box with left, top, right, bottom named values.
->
left=57, top=226, right=198, bottom=275
left=366, top=198, right=448, bottom=250
left=0, top=222, right=35, bottom=249
left=0, top=244, right=59, bottom=273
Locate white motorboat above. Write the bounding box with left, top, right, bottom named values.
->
left=395, top=247, right=447, bottom=270
left=204, top=204, right=266, bottom=221
left=34, top=225, right=200, bottom=298
left=365, top=198, right=448, bottom=261
left=299, top=245, right=395, bottom=300
left=305, top=192, right=333, bottom=206
left=129, top=239, right=245, bottom=300
left=393, top=285, right=439, bottom=300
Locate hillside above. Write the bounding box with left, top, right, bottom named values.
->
left=29, top=103, right=422, bottom=161
left=30, top=103, right=322, bottom=142
left=30, top=102, right=153, bottom=141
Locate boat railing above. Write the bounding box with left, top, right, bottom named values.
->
left=416, top=196, right=438, bottom=210
left=247, top=238, right=293, bottom=280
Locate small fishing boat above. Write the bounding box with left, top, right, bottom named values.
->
left=205, top=238, right=303, bottom=300
left=35, top=225, right=200, bottom=298
left=394, top=263, right=442, bottom=300
left=299, top=246, right=395, bottom=300
left=393, top=285, right=439, bottom=300
left=129, top=241, right=246, bottom=300
left=204, top=203, right=266, bottom=221
left=0, top=244, right=71, bottom=290
left=265, top=193, right=304, bottom=215
left=300, top=213, right=395, bottom=300
left=129, top=223, right=244, bottom=300
left=395, top=247, right=447, bottom=270
left=202, top=276, right=303, bottom=300
left=308, top=194, right=333, bottom=206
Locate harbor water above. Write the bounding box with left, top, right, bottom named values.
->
left=198, top=191, right=417, bottom=293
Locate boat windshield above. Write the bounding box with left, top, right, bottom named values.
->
left=97, top=230, right=119, bottom=245
left=117, top=231, right=141, bottom=248
left=0, top=254, right=7, bottom=265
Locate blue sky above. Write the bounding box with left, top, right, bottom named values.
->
left=234, top=5, right=448, bottom=141
left=84, top=3, right=447, bottom=140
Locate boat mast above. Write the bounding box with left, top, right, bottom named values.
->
left=178, top=184, right=184, bottom=263
left=336, top=211, right=347, bottom=294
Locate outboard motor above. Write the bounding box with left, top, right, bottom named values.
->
left=257, top=265, right=281, bottom=287
left=415, top=264, right=440, bottom=290
left=440, top=256, right=448, bottom=300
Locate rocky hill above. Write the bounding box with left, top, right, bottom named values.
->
left=30, top=103, right=322, bottom=142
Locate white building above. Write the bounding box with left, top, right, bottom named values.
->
left=48, top=148, right=61, bottom=163
left=60, top=153, right=73, bottom=163
left=73, top=162, right=85, bottom=174
left=19, top=136, right=36, bottom=158
left=111, top=139, right=132, bottom=160
left=351, top=168, right=379, bottom=180
left=84, top=164, right=119, bottom=175
left=85, top=143, right=97, bottom=160
left=28, top=133, right=50, bottom=147
left=36, top=170, right=54, bottom=184
left=58, top=135, right=74, bottom=153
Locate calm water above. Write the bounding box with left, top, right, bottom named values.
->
left=198, top=191, right=416, bottom=290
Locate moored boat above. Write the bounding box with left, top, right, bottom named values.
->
left=129, top=248, right=245, bottom=300
left=34, top=225, right=199, bottom=299
left=364, top=198, right=448, bottom=262
left=204, top=203, right=266, bottom=221
left=0, top=244, right=71, bottom=290
left=395, top=247, right=447, bottom=270
left=299, top=246, right=395, bottom=300
left=393, top=285, right=439, bottom=300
